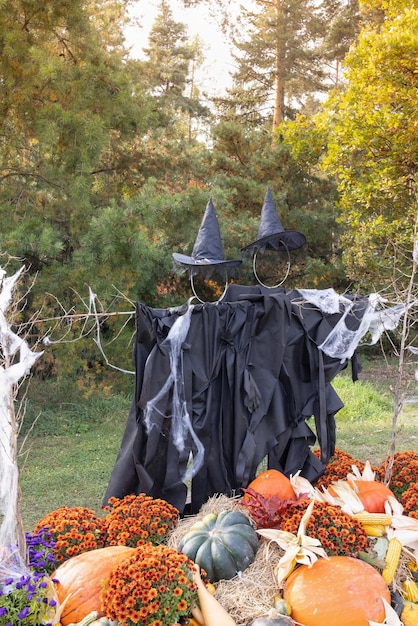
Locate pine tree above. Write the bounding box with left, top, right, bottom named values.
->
left=141, top=0, right=208, bottom=121
left=184, top=0, right=359, bottom=133
left=0, top=0, right=153, bottom=273
left=316, top=0, right=361, bottom=87
left=134, top=0, right=211, bottom=189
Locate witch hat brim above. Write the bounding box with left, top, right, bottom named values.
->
left=172, top=198, right=242, bottom=278
left=241, top=187, right=306, bottom=255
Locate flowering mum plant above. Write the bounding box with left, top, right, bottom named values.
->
left=377, top=451, right=418, bottom=500
left=276, top=498, right=369, bottom=558
left=100, top=543, right=199, bottom=626
left=400, top=483, right=418, bottom=519
left=102, top=493, right=179, bottom=548
left=313, top=448, right=378, bottom=489
left=0, top=570, right=59, bottom=626
left=34, top=506, right=105, bottom=563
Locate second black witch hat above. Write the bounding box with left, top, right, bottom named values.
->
left=241, top=187, right=306, bottom=255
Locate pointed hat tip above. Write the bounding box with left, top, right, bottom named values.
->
left=172, top=198, right=242, bottom=276
left=241, top=187, right=306, bottom=253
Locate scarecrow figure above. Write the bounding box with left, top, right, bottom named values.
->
left=104, top=192, right=368, bottom=514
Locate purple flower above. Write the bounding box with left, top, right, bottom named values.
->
left=18, top=606, right=30, bottom=619
left=25, top=528, right=57, bottom=574
left=0, top=569, right=56, bottom=625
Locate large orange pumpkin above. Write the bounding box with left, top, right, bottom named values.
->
left=283, top=556, right=390, bottom=626
left=329, top=479, right=394, bottom=513
left=52, top=545, right=136, bottom=625
left=243, top=469, right=296, bottom=502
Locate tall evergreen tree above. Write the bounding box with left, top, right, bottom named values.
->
left=142, top=0, right=195, bottom=104
left=234, top=0, right=327, bottom=129
left=0, top=0, right=161, bottom=388
left=132, top=0, right=210, bottom=189
left=181, top=0, right=360, bottom=131
left=0, top=0, right=153, bottom=274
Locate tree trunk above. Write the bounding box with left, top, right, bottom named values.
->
left=272, top=0, right=285, bottom=134
left=272, top=59, right=284, bottom=131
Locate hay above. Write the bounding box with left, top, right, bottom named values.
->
left=167, top=494, right=284, bottom=625
left=215, top=539, right=284, bottom=625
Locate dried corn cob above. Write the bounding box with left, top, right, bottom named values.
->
left=352, top=512, right=392, bottom=526
left=402, top=578, right=418, bottom=603
left=382, top=538, right=403, bottom=585
left=361, top=524, right=387, bottom=537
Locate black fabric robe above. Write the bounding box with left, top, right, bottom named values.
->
left=103, top=285, right=365, bottom=514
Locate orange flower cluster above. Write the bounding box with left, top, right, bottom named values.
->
left=377, top=451, right=418, bottom=500
left=277, top=499, right=369, bottom=558
left=34, top=506, right=105, bottom=563
left=102, top=494, right=179, bottom=548
left=313, top=449, right=376, bottom=489
left=400, top=482, right=418, bottom=519
left=100, top=543, right=198, bottom=626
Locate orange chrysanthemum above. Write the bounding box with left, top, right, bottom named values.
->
left=102, top=494, right=179, bottom=548
left=34, top=506, right=105, bottom=563
left=100, top=543, right=199, bottom=625
left=377, top=451, right=418, bottom=500
left=313, top=449, right=378, bottom=490
left=277, top=499, right=369, bottom=557
left=400, top=482, right=418, bottom=519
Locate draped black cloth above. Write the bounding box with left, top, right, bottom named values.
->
left=103, top=285, right=365, bottom=514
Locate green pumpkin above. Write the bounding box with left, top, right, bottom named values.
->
left=177, top=509, right=259, bottom=582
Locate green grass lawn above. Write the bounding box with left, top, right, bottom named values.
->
left=19, top=419, right=127, bottom=530
left=18, top=360, right=417, bottom=532
left=327, top=374, right=417, bottom=464
left=18, top=391, right=131, bottom=530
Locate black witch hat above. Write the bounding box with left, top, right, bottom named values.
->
left=241, top=187, right=306, bottom=255
left=172, top=198, right=242, bottom=278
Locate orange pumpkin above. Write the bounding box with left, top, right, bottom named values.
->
left=52, top=545, right=136, bottom=625
left=243, top=469, right=296, bottom=502
left=329, top=479, right=394, bottom=513
left=283, top=556, right=390, bottom=626
left=352, top=480, right=395, bottom=513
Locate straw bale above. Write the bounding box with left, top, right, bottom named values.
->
left=215, top=538, right=284, bottom=624
left=166, top=494, right=285, bottom=625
